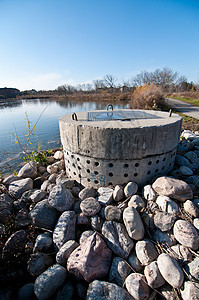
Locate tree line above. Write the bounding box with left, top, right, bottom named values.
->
left=56, top=68, right=197, bottom=96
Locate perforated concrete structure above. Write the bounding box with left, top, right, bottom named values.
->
left=59, top=109, right=182, bottom=187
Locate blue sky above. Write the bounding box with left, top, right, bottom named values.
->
left=0, top=0, right=199, bottom=90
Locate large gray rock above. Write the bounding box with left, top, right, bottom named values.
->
left=113, top=185, right=124, bottom=202
left=30, top=190, right=47, bottom=203
left=157, top=253, right=184, bottom=288
left=128, top=251, right=143, bottom=273
left=104, top=205, right=122, bottom=221
left=34, top=264, right=67, bottom=300
left=142, top=184, right=156, bottom=201
left=123, top=207, right=145, bottom=240
left=78, top=187, right=96, bottom=201
left=183, top=200, right=199, bottom=218
left=181, top=281, right=199, bottom=300
left=102, top=221, right=134, bottom=259
left=152, top=176, right=193, bottom=202
left=80, top=197, right=101, bottom=216
left=2, top=230, right=27, bottom=256
left=27, top=253, right=53, bottom=276
left=18, top=161, right=37, bottom=179
left=67, top=233, right=112, bottom=282
left=156, top=195, right=179, bottom=214
left=87, top=280, right=132, bottom=300
left=97, top=187, right=113, bottom=205
left=9, top=178, right=33, bottom=199
left=184, top=257, right=199, bottom=281
left=29, top=199, right=59, bottom=230
left=53, top=211, right=76, bottom=250
left=56, top=240, right=79, bottom=266
left=128, top=195, right=145, bottom=211
left=135, top=239, right=158, bottom=266
left=48, top=185, right=74, bottom=212
left=109, top=257, right=131, bottom=287
left=79, top=230, right=94, bottom=244
left=173, top=220, right=199, bottom=250
left=33, top=233, right=53, bottom=253
left=124, top=181, right=138, bottom=198
left=144, top=261, right=165, bottom=288
left=154, top=211, right=176, bottom=232
left=2, top=175, right=21, bottom=186
left=125, top=273, right=150, bottom=300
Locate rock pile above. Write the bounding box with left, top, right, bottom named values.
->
left=0, top=130, right=199, bottom=299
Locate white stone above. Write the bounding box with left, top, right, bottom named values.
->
left=128, top=195, right=145, bottom=211
left=113, top=185, right=124, bottom=202
left=124, top=182, right=138, bottom=198
left=54, top=150, right=64, bottom=160
left=156, top=195, right=179, bottom=214
left=184, top=200, right=199, bottom=218
left=142, top=185, right=156, bottom=201
left=135, top=239, right=158, bottom=266
left=123, top=207, right=145, bottom=240
left=193, top=218, right=199, bottom=230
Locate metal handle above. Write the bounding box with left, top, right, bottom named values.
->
left=107, top=104, right=113, bottom=117
left=72, top=113, right=78, bottom=121
left=169, top=109, right=172, bottom=117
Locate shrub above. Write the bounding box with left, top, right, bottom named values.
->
left=130, top=84, right=164, bottom=110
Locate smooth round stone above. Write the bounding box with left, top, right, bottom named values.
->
left=124, top=182, right=138, bottom=198
left=184, top=257, right=199, bottom=281
left=109, top=257, right=131, bottom=287
left=78, top=187, right=96, bottom=201
left=142, top=185, right=156, bottom=201
left=135, top=239, right=158, bottom=266
left=157, top=253, right=184, bottom=288
left=125, top=273, right=150, bottom=300
left=113, top=185, right=124, bottom=202
left=104, top=205, right=122, bottom=221
left=183, top=200, right=199, bottom=218
left=123, top=207, right=145, bottom=240
left=173, top=220, right=199, bottom=250
left=128, top=195, right=145, bottom=211
left=180, top=166, right=193, bottom=176
left=156, top=195, right=179, bottom=214
left=80, top=197, right=101, bottom=216
left=144, top=261, right=165, bottom=288
left=181, top=281, right=199, bottom=300
left=127, top=252, right=143, bottom=273
left=193, top=218, right=199, bottom=230
left=154, top=211, right=176, bottom=232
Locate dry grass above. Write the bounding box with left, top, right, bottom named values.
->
left=130, top=85, right=165, bottom=110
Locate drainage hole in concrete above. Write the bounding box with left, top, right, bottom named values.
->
left=94, top=171, right=98, bottom=175
left=169, top=163, right=171, bottom=166
left=87, top=179, right=91, bottom=182
left=109, top=172, right=113, bottom=177
left=109, top=182, right=113, bottom=186
left=87, top=169, right=90, bottom=173
left=68, top=160, right=70, bottom=164
left=134, top=173, right=138, bottom=177
left=72, top=163, right=75, bottom=168
left=71, top=154, right=74, bottom=158
left=77, top=157, right=80, bottom=161
left=156, top=160, right=160, bottom=164
left=67, top=152, right=69, bottom=155
left=79, top=174, right=82, bottom=178
left=94, top=162, right=99, bottom=166
left=135, top=163, right=139, bottom=167
left=68, top=168, right=71, bottom=172
left=155, top=169, right=159, bottom=173
left=124, top=173, right=128, bottom=177
left=162, top=166, right=165, bottom=170
left=163, top=157, right=166, bottom=161
left=94, top=180, right=99, bottom=184
left=108, top=163, right=113, bottom=168
left=148, top=161, right=152, bottom=165
left=73, top=172, right=76, bottom=175
left=78, top=166, right=81, bottom=170
left=147, top=171, right=151, bottom=175
left=123, top=164, right=129, bottom=168
left=87, top=160, right=90, bottom=164
left=86, top=150, right=90, bottom=154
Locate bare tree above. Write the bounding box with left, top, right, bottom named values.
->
left=93, top=79, right=106, bottom=90
left=57, top=84, right=76, bottom=95
left=103, top=74, right=117, bottom=88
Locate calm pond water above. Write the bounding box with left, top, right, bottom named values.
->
left=0, top=98, right=129, bottom=171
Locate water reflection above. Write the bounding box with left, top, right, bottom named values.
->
left=0, top=97, right=129, bottom=173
